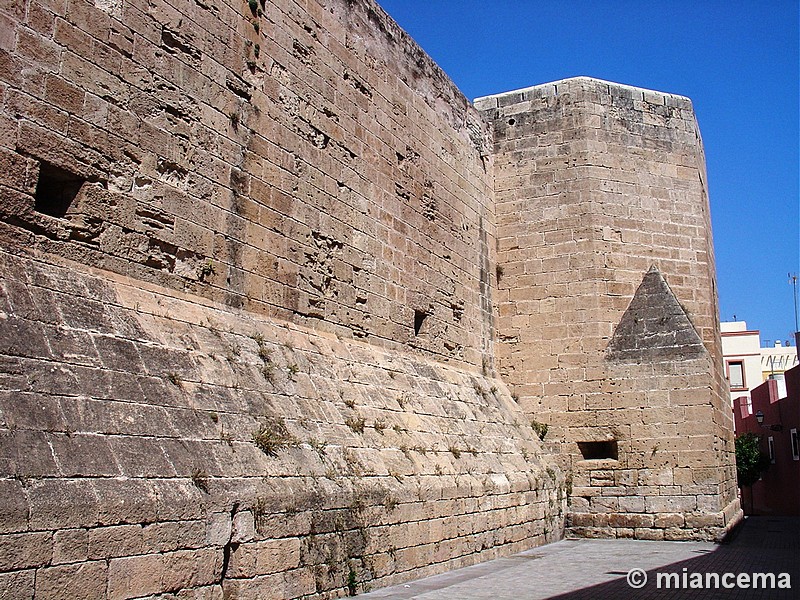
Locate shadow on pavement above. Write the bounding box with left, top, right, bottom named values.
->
left=544, top=517, right=800, bottom=599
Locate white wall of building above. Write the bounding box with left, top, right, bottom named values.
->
left=721, top=321, right=766, bottom=410
left=721, top=321, right=800, bottom=409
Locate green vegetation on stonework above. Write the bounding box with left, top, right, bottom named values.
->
left=735, top=432, right=770, bottom=488
left=531, top=419, right=548, bottom=441
left=252, top=417, right=297, bottom=456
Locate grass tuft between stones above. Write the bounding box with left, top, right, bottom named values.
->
left=252, top=417, right=297, bottom=456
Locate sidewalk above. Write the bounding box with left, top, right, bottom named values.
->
left=360, top=517, right=800, bottom=599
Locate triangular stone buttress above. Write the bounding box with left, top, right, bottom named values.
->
left=606, top=266, right=707, bottom=362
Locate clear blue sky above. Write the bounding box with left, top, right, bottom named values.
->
left=377, top=0, right=800, bottom=346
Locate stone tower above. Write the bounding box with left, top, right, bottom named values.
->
left=476, top=77, right=741, bottom=540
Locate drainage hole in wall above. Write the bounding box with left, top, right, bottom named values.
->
left=34, top=161, right=85, bottom=218
left=578, top=440, right=618, bottom=460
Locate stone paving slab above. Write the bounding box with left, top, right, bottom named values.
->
left=361, top=517, right=800, bottom=599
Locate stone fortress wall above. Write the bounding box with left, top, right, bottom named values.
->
left=0, top=0, right=739, bottom=598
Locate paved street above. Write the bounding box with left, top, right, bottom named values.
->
left=361, top=517, right=800, bottom=599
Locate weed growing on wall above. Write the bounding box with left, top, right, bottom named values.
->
left=253, top=417, right=297, bottom=456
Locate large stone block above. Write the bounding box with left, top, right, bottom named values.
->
left=52, top=529, right=89, bottom=565
left=107, top=553, right=164, bottom=599
left=88, top=525, right=145, bottom=559
left=0, top=479, right=29, bottom=534
left=0, top=532, right=52, bottom=571
left=35, top=561, right=108, bottom=600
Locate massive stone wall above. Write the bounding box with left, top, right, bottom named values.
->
left=0, top=0, right=564, bottom=598
left=0, top=0, right=740, bottom=597
left=476, top=78, right=741, bottom=540
left=0, top=249, right=563, bottom=598
left=1, top=0, right=495, bottom=368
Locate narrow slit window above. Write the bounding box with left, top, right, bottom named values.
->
left=791, top=429, right=799, bottom=461
left=34, top=161, right=85, bottom=218
left=413, top=310, right=427, bottom=336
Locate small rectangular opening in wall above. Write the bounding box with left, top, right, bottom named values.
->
left=34, top=161, right=85, bottom=218
left=413, top=310, right=427, bottom=336
left=578, top=440, right=618, bottom=460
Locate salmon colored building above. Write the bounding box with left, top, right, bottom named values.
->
left=734, top=364, right=800, bottom=515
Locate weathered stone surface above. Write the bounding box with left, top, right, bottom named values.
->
left=607, top=267, right=706, bottom=361
left=0, top=479, right=28, bottom=534
left=654, top=513, right=686, bottom=529
left=34, top=561, right=107, bottom=600
left=0, top=532, right=53, bottom=571
left=480, top=77, right=740, bottom=541
left=0, top=569, right=35, bottom=600
left=52, top=528, right=89, bottom=565
left=88, top=525, right=145, bottom=559
left=107, top=553, right=165, bottom=599
left=0, top=0, right=738, bottom=596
